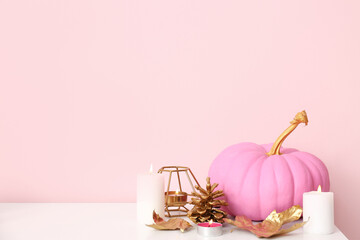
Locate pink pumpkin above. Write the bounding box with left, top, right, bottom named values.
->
left=208, top=111, right=330, bottom=221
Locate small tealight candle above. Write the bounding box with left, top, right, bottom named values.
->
left=165, top=189, right=187, bottom=206
left=303, top=185, right=334, bottom=234
left=197, top=220, right=223, bottom=237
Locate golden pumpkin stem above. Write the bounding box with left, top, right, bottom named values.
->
left=267, top=110, right=308, bottom=156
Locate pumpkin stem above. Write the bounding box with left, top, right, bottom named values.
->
left=267, top=111, right=308, bottom=156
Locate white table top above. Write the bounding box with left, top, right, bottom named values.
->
left=0, top=203, right=348, bottom=240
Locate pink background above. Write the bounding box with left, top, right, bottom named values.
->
left=0, top=0, right=359, bottom=238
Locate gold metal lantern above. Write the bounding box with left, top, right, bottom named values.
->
left=158, top=166, right=200, bottom=217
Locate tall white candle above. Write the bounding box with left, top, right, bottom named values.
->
left=137, top=164, right=164, bottom=225
left=303, top=185, right=334, bottom=234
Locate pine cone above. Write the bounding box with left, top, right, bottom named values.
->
left=187, top=177, right=228, bottom=223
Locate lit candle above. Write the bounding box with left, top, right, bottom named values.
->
left=197, top=220, right=223, bottom=237
left=303, top=185, right=334, bottom=234
left=165, top=189, right=187, bottom=206
left=137, top=164, right=165, bottom=225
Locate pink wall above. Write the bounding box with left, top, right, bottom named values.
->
left=0, top=0, right=359, bottom=238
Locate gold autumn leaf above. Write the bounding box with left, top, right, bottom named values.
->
left=224, top=205, right=306, bottom=238
left=146, top=210, right=192, bottom=232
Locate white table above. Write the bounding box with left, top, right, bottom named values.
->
left=0, top=203, right=348, bottom=240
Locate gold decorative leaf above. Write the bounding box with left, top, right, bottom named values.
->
left=146, top=210, right=192, bottom=232
left=224, top=205, right=306, bottom=238
left=277, top=222, right=307, bottom=236
left=276, top=204, right=303, bottom=225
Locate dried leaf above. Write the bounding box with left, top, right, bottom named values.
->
left=146, top=210, right=192, bottom=232
left=277, top=205, right=303, bottom=225
left=276, top=221, right=307, bottom=235
left=152, top=210, right=165, bottom=224
left=224, top=205, right=306, bottom=238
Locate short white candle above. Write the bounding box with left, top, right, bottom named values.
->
left=137, top=164, right=164, bottom=225
left=303, top=185, right=334, bottom=234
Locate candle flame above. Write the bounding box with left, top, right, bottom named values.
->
left=317, top=185, right=322, bottom=192
left=149, top=164, right=153, bottom=174
left=175, top=189, right=180, bottom=194
left=209, top=220, right=213, bottom=226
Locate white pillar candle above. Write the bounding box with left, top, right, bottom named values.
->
left=303, top=185, right=334, bottom=234
left=137, top=164, right=164, bottom=225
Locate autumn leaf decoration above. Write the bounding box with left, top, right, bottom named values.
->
left=224, top=205, right=307, bottom=238
left=146, top=210, right=192, bottom=232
